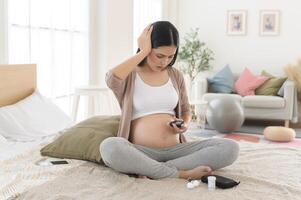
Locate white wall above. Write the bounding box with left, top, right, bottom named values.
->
left=176, top=0, right=301, bottom=76
left=92, top=0, right=301, bottom=82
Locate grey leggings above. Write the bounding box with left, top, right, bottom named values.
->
left=99, top=137, right=239, bottom=179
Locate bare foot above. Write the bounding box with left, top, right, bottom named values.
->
left=179, top=166, right=212, bottom=180
left=138, top=175, right=149, bottom=179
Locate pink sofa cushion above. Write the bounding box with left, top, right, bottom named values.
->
left=234, top=68, right=268, bottom=96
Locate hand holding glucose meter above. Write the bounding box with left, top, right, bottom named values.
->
left=169, top=119, right=185, bottom=128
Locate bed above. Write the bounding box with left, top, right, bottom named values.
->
left=0, top=64, right=86, bottom=200
left=1, top=64, right=301, bottom=200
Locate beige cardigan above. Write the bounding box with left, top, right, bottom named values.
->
left=105, top=67, right=191, bottom=143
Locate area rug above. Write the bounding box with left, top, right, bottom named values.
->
left=187, top=126, right=301, bottom=148
left=205, top=123, right=301, bottom=138
left=223, top=133, right=301, bottom=147
left=268, top=139, right=301, bottom=148
left=223, top=133, right=260, bottom=143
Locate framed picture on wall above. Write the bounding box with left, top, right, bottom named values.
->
left=259, top=10, right=280, bottom=36
left=227, top=10, right=247, bottom=35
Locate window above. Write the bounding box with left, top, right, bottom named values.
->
left=133, top=0, right=162, bottom=53
left=7, top=0, right=89, bottom=115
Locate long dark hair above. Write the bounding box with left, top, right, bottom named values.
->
left=137, top=21, right=179, bottom=67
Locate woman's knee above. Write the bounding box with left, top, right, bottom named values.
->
left=99, top=137, right=128, bottom=165
left=220, top=138, right=240, bottom=165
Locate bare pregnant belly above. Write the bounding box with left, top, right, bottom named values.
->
left=130, top=113, right=180, bottom=148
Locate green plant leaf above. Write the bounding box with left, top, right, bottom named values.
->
left=178, top=28, right=214, bottom=81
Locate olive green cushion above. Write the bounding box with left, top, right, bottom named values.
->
left=255, top=70, right=287, bottom=96
left=40, top=115, right=120, bottom=164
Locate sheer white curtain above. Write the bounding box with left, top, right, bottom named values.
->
left=0, top=0, right=8, bottom=64
left=133, top=0, right=162, bottom=53
left=7, top=0, right=89, bottom=116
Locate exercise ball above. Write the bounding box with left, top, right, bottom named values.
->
left=206, top=97, right=244, bottom=133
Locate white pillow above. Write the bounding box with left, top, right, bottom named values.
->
left=0, top=91, right=73, bottom=141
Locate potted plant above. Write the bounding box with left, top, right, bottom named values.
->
left=177, top=28, right=214, bottom=101
left=284, top=59, right=301, bottom=101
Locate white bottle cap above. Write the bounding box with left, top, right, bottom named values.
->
left=186, top=182, right=194, bottom=189
left=191, top=180, right=200, bottom=187
left=207, top=176, right=216, bottom=190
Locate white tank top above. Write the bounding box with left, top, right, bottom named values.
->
left=132, top=73, right=179, bottom=120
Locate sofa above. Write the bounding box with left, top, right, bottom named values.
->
left=194, top=77, right=299, bottom=127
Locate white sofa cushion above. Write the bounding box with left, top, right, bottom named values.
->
left=242, top=95, right=285, bottom=108
left=202, top=93, right=242, bottom=102
left=202, top=93, right=285, bottom=109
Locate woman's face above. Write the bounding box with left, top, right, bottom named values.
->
left=146, top=46, right=177, bottom=72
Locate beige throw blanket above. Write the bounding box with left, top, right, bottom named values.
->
left=17, top=139, right=301, bottom=200
left=0, top=145, right=85, bottom=200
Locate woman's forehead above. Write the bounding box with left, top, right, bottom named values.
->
left=153, top=46, right=177, bottom=55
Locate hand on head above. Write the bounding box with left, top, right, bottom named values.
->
left=137, top=24, right=153, bottom=56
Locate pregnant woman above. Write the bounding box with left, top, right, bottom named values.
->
left=100, top=21, right=239, bottom=179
